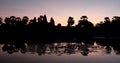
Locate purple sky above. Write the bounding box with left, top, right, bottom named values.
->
left=0, top=0, right=120, bottom=26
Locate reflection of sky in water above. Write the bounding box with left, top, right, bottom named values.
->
left=0, top=42, right=120, bottom=63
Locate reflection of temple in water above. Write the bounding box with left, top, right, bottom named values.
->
left=1, top=41, right=116, bottom=56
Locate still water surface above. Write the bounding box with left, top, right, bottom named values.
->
left=0, top=40, right=120, bottom=63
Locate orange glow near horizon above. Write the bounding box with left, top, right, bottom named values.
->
left=0, top=0, right=120, bottom=26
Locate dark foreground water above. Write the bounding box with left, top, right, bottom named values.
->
left=0, top=40, right=120, bottom=63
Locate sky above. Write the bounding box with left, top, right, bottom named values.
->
left=0, top=0, right=120, bottom=26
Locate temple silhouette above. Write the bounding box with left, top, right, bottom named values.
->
left=0, top=15, right=120, bottom=42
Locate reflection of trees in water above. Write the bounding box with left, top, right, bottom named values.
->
left=112, top=41, right=120, bottom=55
left=2, top=41, right=119, bottom=56
left=2, top=43, right=27, bottom=54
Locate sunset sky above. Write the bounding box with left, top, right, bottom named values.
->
left=0, top=0, right=120, bottom=26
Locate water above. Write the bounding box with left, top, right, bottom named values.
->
left=0, top=40, right=120, bottom=63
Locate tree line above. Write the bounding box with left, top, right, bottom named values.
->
left=0, top=15, right=120, bottom=42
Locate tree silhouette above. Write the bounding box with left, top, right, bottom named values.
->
left=4, top=17, right=10, bottom=24
left=33, top=17, right=37, bottom=23
left=30, top=17, right=37, bottom=24
left=67, top=16, right=74, bottom=27
left=57, top=23, right=61, bottom=27
left=38, top=15, right=43, bottom=23
left=104, top=17, right=110, bottom=23
left=43, top=15, right=48, bottom=24
left=78, top=16, right=93, bottom=28
left=16, top=17, right=21, bottom=22
left=10, top=16, right=16, bottom=24
left=22, top=16, right=29, bottom=25
left=81, top=16, right=88, bottom=20
left=0, top=17, right=3, bottom=25
left=75, top=16, right=94, bottom=38
left=49, top=17, right=55, bottom=27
